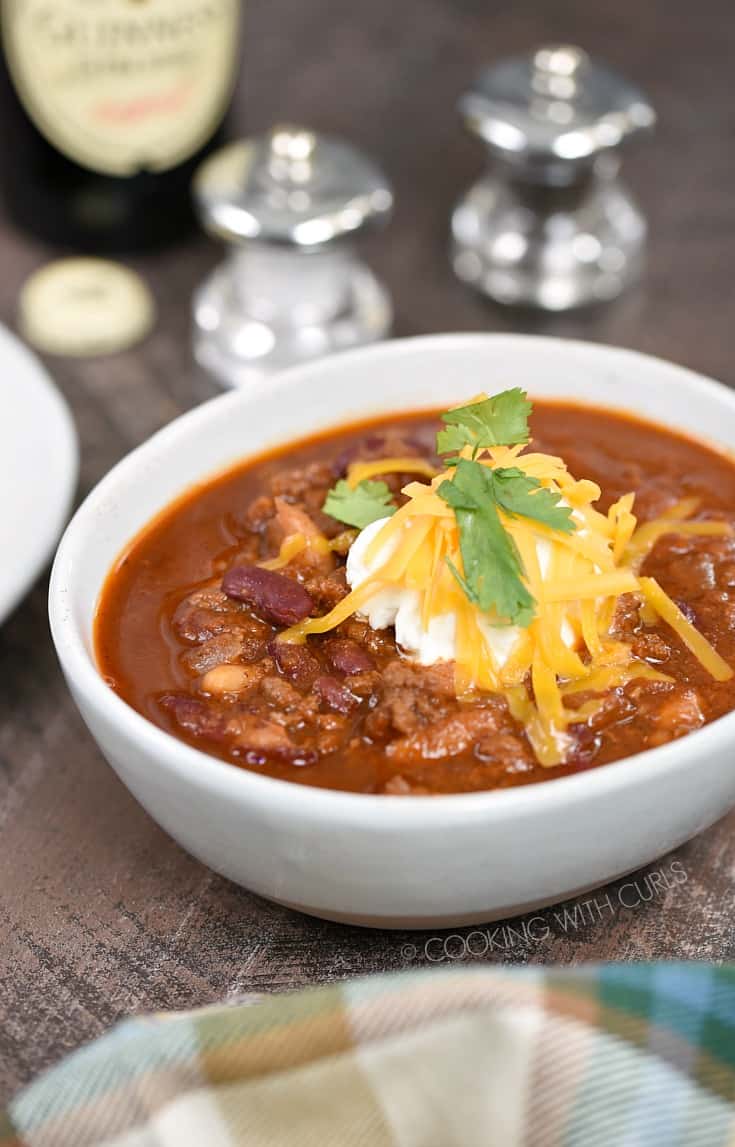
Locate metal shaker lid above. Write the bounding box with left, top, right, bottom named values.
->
left=460, top=44, right=656, bottom=164
left=193, top=125, right=393, bottom=248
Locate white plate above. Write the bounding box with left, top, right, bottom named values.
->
left=0, top=324, right=78, bottom=625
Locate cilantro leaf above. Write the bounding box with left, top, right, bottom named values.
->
left=438, top=460, right=536, bottom=626
left=437, top=388, right=532, bottom=458
left=322, top=479, right=397, bottom=530
left=491, top=467, right=576, bottom=534
left=437, top=460, right=577, bottom=626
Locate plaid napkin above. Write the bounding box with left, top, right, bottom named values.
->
left=3, top=963, right=735, bottom=1147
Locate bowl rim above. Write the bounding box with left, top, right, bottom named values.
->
left=49, top=332, right=735, bottom=824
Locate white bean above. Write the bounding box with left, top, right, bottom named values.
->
left=200, top=664, right=252, bottom=696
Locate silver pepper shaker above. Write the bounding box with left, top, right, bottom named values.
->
left=451, top=45, right=656, bottom=310
left=192, top=126, right=394, bottom=387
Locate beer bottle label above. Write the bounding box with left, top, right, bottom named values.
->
left=2, top=0, right=241, bottom=176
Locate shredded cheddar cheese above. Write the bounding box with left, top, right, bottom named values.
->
left=259, top=533, right=307, bottom=570
left=346, top=457, right=438, bottom=488
left=260, top=529, right=356, bottom=571
left=280, top=440, right=733, bottom=767
left=638, top=577, right=733, bottom=682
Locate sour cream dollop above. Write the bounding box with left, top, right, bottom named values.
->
left=346, top=516, right=577, bottom=669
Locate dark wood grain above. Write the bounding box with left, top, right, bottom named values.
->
left=2, top=0, right=735, bottom=1103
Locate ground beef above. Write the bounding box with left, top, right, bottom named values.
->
left=323, top=638, right=375, bottom=675
left=314, top=675, right=359, bottom=714
left=304, top=570, right=349, bottom=611
left=173, top=584, right=271, bottom=658
left=386, top=707, right=506, bottom=764
left=632, top=631, right=672, bottom=663
left=180, top=632, right=248, bottom=675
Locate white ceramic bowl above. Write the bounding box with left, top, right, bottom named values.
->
left=49, top=335, right=735, bottom=928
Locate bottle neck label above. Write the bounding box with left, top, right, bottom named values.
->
left=2, top=0, right=241, bottom=176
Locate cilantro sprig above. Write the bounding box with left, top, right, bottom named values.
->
left=321, top=387, right=576, bottom=628
left=434, top=388, right=575, bottom=623
left=439, top=461, right=536, bottom=627
left=322, top=478, right=396, bottom=529
left=437, top=388, right=532, bottom=459
left=486, top=467, right=576, bottom=533
left=438, top=460, right=575, bottom=626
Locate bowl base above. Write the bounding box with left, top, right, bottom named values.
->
left=268, top=864, right=645, bottom=930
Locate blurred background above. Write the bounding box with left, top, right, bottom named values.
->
left=1, top=0, right=734, bottom=1100
left=1, top=0, right=732, bottom=494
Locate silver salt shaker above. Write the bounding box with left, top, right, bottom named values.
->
left=192, top=126, right=393, bottom=387
left=451, top=45, right=656, bottom=310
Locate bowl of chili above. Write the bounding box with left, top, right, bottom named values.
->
left=49, top=335, right=735, bottom=927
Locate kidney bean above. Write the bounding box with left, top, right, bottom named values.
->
left=324, top=637, right=375, bottom=675
left=332, top=445, right=361, bottom=477
left=268, top=638, right=320, bottom=685
left=159, top=694, right=230, bottom=742
left=222, top=565, right=313, bottom=626
left=315, top=675, right=359, bottom=714
left=230, top=714, right=319, bottom=767
left=674, top=599, right=698, bottom=625
left=331, top=435, right=430, bottom=477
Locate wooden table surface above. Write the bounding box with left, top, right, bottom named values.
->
left=2, top=0, right=734, bottom=1103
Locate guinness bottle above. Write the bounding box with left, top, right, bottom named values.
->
left=0, top=1, right=241, bottom=251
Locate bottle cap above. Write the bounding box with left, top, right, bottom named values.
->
left=18, top=259, right=155, bottom=357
